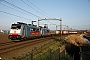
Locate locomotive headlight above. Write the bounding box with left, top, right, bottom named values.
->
left=0, top=57, right=2, bottom=60
left=10, top=33, right=12, bottom=35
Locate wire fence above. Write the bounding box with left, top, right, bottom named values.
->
left=12, top=37, right=76, bottom=60
left=80, top=45, right=90, bottom=60
left=14, top=48, right=75, bottom=60
left=14, top=48, right=60, bottom=60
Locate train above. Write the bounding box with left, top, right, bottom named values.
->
left=8, top=22, right=78, bottom=41
left=8, top=22, right=50, bottom=41
left=55, top=30, right=77, bottom=35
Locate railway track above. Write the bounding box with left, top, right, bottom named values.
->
left=0, top=36, right=57, bottom=54
left=0, top=42, right=15, bottom=46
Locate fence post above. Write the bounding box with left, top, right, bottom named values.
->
left=30, top=53, right=33, bottom=60
left=50, top=49, right=52, bottom=60
left=80, top=46, right=82, bottom=60
left=58, top=48, right=60, bottom=60
left=40, top=55, right=42, bottom=60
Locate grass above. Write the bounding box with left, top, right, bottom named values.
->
left=13, top=36, right=67, bottom=60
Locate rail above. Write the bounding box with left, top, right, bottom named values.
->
left=0, top=38, right=53, bottom=54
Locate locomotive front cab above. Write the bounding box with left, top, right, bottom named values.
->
left=41, top=27, right=50, bottom=37
left=8, top=24, right=22, bottom=40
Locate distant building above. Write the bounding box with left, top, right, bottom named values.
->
left=0, top=29, right=9, bottom=34
left=0, top=29, right=4, bottom=33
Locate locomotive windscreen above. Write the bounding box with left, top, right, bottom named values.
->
left=11, top=24, right=21, bottom=29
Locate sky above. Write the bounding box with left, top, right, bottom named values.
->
left=0, top=0, right=90, bottom=30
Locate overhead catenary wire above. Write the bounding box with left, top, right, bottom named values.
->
left=0, top=11, right=31, bottom=20
left=21, top=0, right=55, bottom=25
left=27, top=0, right=52, bottom=17
left=1, top=0, right=40, bottom=18
left=26, top=0, right=55, bottom=24
left=0, top=3, right=33, bottom=16
left=1, top=0, right=55, bottom=25
left=21, top=0, right=48, bottom=17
